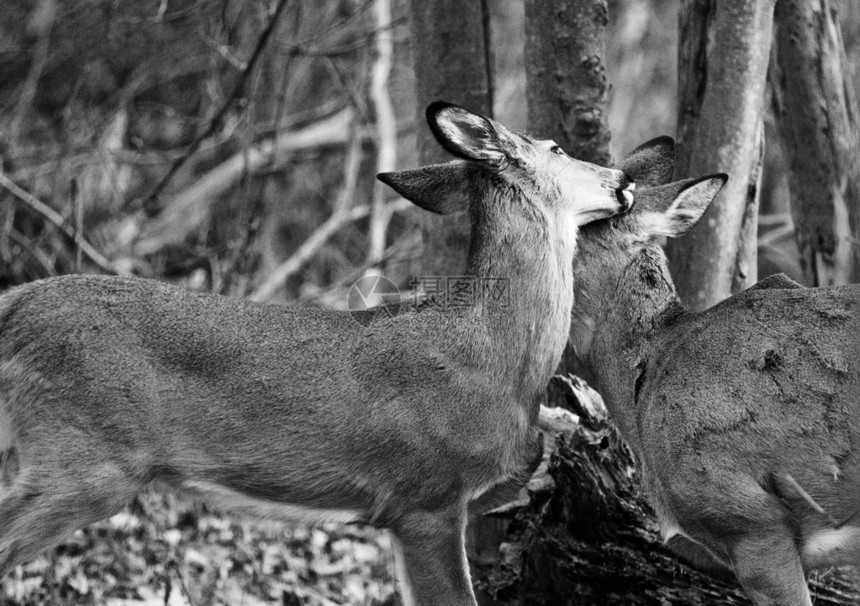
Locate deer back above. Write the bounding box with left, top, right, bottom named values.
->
left=638, top=282, right=860, bottom=521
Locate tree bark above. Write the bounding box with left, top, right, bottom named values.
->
left=667, top=0, right=775, bottom=311
left=524, top=0, right=611, bottom=164
left=772, top=0, right=860, bottom=286
left=522, top=0, right=611, bottom=386
left=408, top=0, right=493, bottom=276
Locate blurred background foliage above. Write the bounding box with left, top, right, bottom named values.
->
left=1, top=0, right=859, bottom=604
left=5, top=0, right=860, bottom=298
left=0, top=0, right=686, bottom=302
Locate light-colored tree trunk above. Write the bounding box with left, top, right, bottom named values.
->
left=667, top=0, right=776, bottom=311
left=772, top=0, right=860, bottom=286
left=524, top=0, right=611, bottom=165
left=408, top=0, right=493, bottom=276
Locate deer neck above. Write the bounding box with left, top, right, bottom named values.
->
left=461, top=180, right=575, bottom=399
left=573, top=245, right=685, bottom=452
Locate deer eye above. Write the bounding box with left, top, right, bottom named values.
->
left=550, top=145, right=565, bottom=156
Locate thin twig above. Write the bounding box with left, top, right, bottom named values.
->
left=758, top=222, right=794, bottom=248
left=8, top=228, right=56, bottom=277
left=297, top=234, right=421, bottom=305
left=9, top=0, right=57, bottom=146
left=144, top=0, right=291, bottom=206
left=8, top=102, right=348, bottom=180
left=278, top=15, right=408, bottom=57
left=249, top=198, right=412, bottom=303
left=170, top=557, right=196, bottom=606
left=285, top=0, right=376, bottom=52
left=0, top=171, right=116, bottom=274
left=758, top=212, right=793, bottom=227
left=199, top=33, right=247, bottom=70
left=133, top=108, right=359, bottom=256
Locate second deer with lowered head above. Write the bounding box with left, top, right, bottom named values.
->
left=571, top=136, right=860, bottom=606
left=0, top=101, right=632, bottom=606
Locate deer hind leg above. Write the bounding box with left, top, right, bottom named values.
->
left=729, top=529, right=811, bottom=606
left=390, top=503, right=476, bottom=606
left=0, top=446, right=139, bottom=578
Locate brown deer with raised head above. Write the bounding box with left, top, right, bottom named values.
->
left=0, top=101, right=632, bottom=606
left=571, top=136, right=860, bottom=606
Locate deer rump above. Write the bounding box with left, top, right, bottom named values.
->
left=636, top=281, right=860, bottom=570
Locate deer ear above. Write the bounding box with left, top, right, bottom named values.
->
left=377, top=161, right=471, bottom=215
left=426, top=101, right=509, bottom=168
left=638, top=174, right=727, bottom=237
left=619, top=136, right=675, bottom=187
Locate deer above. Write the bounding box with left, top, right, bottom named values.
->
left=568, top=135, right=860, bottom=606
left=0, top=101, right=633, bottom=606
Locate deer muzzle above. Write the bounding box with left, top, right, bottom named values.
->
left=615, top=178, right=636, bottom=212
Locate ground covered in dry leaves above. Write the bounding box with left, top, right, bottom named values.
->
left=0, top=494, right=397, bottom=606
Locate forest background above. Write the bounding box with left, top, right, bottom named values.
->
left=2, top=0, right=860, bottom=604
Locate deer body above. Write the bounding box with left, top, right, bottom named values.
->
left=639, top=282, right=860, bottom=567
left=571, top=137, right=860, bottom=605
left=0, top=102, right=631, bottom=606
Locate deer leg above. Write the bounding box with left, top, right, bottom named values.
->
left=470, top=431, right=543, bottom=514
left=730, top=529, right=811, bottom=606
left=391, top=503, right=476, bottom=606
left=0, top=458, right=137, bottom=578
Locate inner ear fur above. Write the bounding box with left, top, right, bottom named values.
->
left=426, top=101, right=508, bottom=168
left=635, top=174, right=727, bottom=238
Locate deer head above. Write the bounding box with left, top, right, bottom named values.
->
left=379, top=101, right=634, bottom=256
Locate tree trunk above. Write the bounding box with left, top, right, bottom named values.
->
left=666, top=0, right=775, bottom=311
left=407, top=2, right=501, bottom=593
left=522, top=0, right=612, bottom=387
left=408, top=0, right=493, bottom=276
left=524, top=0, right=611, bottom=164
left=772, top=0, right=860, bottom=286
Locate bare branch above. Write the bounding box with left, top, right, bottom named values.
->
left=8, top=0, right=57, bottom=148
left=249, top=198, right=412, bottom=303
left=8, top=228, right=56, bottom=277
left=0, top=171, right=117, bottom=274
left=133, top=108, right=361, bottom=256
left=143, top=0, right=292, bottom=205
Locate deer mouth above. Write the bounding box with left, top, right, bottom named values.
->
left=616, top=181, right=636, bottom=212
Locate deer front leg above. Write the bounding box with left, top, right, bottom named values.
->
left=391, top=503, right=476, bottom=606
left=730, top=529, right=811, bottom=606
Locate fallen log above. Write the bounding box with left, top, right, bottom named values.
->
left=473, top=375, right=860, bottom=605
